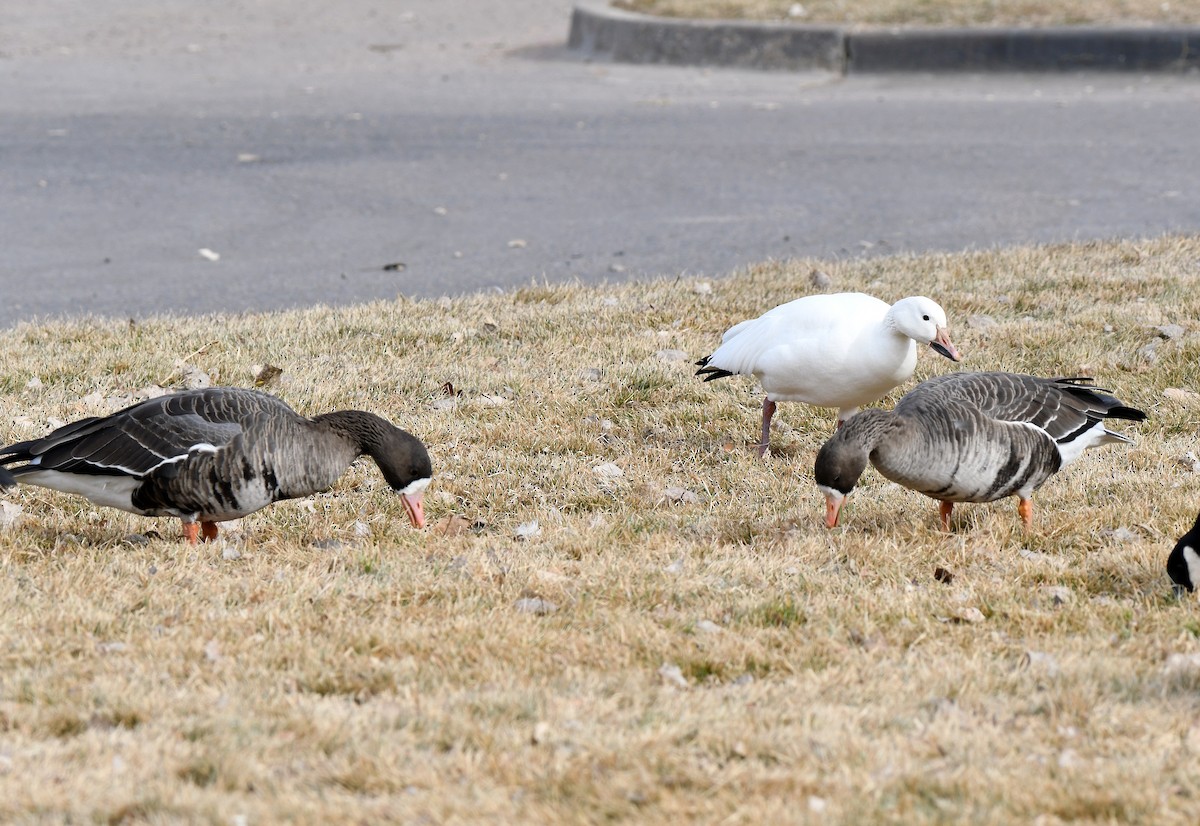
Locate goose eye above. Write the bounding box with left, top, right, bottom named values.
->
left=922, top=314, right=930, bottom=321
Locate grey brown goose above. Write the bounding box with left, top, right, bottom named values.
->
left=696, top=293, right=960, bottom=457
left=814, top=372, right=1145, bottom=530
left=0, top=387, right=432, bottom=543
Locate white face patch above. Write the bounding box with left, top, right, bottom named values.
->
left=398, top=477, right=431, bottom=496
left=816, top=484, right=845, bottom=504
left=1185, top=546, right=1200, bottom=594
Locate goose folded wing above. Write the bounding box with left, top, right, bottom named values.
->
left=965, top=375, right=1135, bottom=443
left=1, top=396, right=245, bottom=478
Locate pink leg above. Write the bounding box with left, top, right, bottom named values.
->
left=758, top=397, right=776, bottom=458
left=201, top=522, right=219, bottom=542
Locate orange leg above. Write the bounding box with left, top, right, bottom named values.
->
left=181, top=522, right=200, bottom=545
left=1017, top=498, right=1033, bottom=529
left=201, top=521, right=220, bottom=542
left=939, top=501, right=954, bottom=531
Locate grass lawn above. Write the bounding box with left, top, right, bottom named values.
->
left=2, top=236, right=1200, bottom=822
left=614, top=0, right=1200, bottom=27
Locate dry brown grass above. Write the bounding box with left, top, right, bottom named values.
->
left=2, top=236, right=1200, bottom=822
left=615, top=0, right=1200, bottom=27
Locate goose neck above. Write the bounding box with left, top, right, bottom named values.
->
left=840, top=408, right=897, bottom=451
left=311, top=409, right=388, bottom=455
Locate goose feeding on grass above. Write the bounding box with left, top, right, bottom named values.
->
left=0, top=387, right=432, bottom=543
left=695, top=293, right=960, bottom=457
left=814, top=372, right=1145, bottom=530
left=1168, top=511, right=1200, bottom=593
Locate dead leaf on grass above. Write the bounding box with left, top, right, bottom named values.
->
left=939, top=607, right=986, bottom=624
left=515, top=596, right=558, bottom=615
left=433, top=515, right=471, bottom=537
left=0, top=501, right=24, bottom=532
left=1164, top=387, right=1200, bottom=405
left=531, top=721, right=553, bottom=745
left=253, top=364, right=283, bottom=387
left=593, top=462, right=624, bottom=480
left=658, top=663, right=689, bottom=689
left=174, top=360, right=211, bottom=389
left=514, top=520, right=541, bottom=541
left=659, top=486, right=703, bottom=505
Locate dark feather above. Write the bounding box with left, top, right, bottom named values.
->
left=0, top=387, right=432, bottom=532
left=0, top=389, right=270, bottom=478
left=694, top=355, right=734, bottom=382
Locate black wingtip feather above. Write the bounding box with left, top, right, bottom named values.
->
left=1056, top=380, right=1146, bottom=423
left=694, top=354, right=736, bottom=381
left=1106, top=405, right=1147, bottom=423
left=0, top=440, right=36, bottom=463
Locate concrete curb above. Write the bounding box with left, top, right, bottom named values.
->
left=850, top=27, right=1200, bottom=71
left=567, top=2, right=843, bottom=71
left=568, top=1, right=1200, bottom=72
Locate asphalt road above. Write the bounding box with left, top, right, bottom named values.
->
left=4, top=0, right=1200, bottom=326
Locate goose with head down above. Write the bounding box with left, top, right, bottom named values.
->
left=696, top=292, right=960, bottom=457
left=814, top=372, right=1145, bottom=530
left=0, top=387, right=432, bottom=543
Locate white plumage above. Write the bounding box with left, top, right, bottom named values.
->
left=697, top=293, right=960, bottom=456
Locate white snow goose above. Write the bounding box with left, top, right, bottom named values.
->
left=696, top=293, right=960, bottom=457
left=1168, top=511, right=1200, bottom=593
left=0, top=387, right=432, bottom=543
left=814, top=372, right=1145, bottom=530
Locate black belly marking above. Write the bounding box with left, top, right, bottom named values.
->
left=210, top=468, right=239, bottom=510
left=985, top=441, right=1026, bottom=500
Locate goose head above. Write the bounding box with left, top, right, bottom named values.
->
left=889, top=297, right=961, bottom=362
left=373, top=430, right=433, bottom=529
left=321, top=411, right=433, bottom=529
left=814, top=435, right=869, bottom=528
